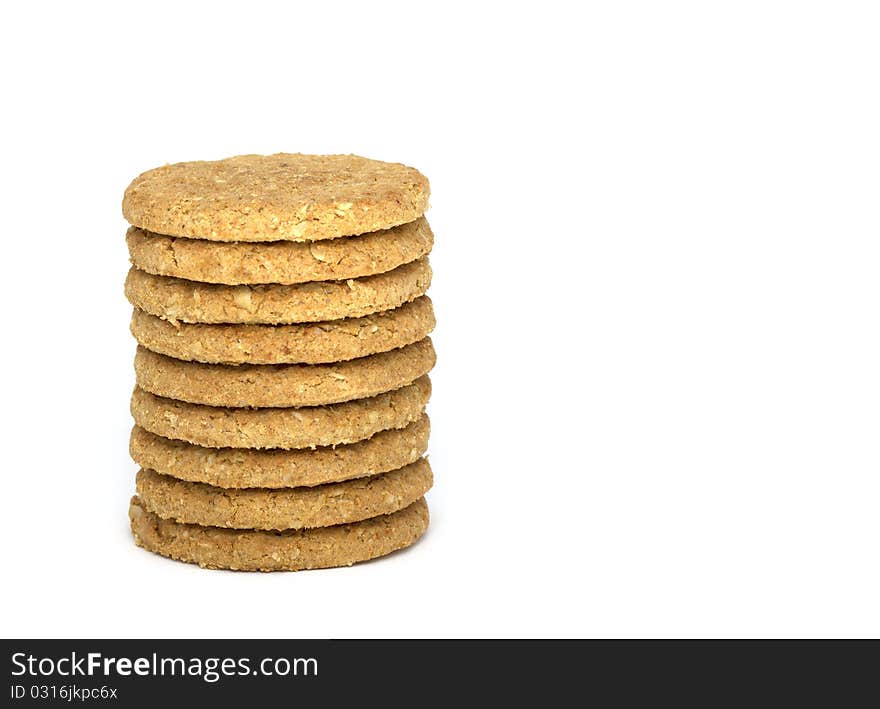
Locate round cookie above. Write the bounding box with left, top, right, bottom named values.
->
left=130, top=297, right=435, bottom=365
left=136, top=458, right=433, bottom=531
left=130, top=375, right=431, bottom=449
left=130, top=416, right=431, bottom=488
left=133, top=338, right=435, bottom=408
left=129, top=495, right=429, bottom=571
left=127, top=218, right=433, bottom=285
left=122, top=153, right=430, bottom=243
left=124, top=258, right=431, bottom=325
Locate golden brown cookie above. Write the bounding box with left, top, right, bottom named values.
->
left=136, top=458, right=432, bottom=531
left=134, top=338, right=435, bottom=408
left=130, top=297, right=435, bottom=365
left=127, top=218, right=433, bottom=285
left=130, top=416, right=430, bottom=488
left=122, top=153, right=430, bottom=243
left=129, top=495, right=429, bottom=571
left=124, top=258, right=431, bottom=325
left=130, top=375, right=431, bottom=449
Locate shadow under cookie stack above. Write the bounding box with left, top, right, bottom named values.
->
left=122, top=153, right=435, bottom=571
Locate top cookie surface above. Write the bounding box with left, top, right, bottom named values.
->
left=122, top=153, right=429, bottom=242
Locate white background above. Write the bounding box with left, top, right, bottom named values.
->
left=1, top=1, right=879, bottom=638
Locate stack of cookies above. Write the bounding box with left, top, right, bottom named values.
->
left=121, top=154, right=435, bottom=571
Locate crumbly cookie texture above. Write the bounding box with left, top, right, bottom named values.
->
left=130, top=297, right=435, bottom=365
left=122, top=153, right=430, bottom=243
left=130, top=375, right=431, bottom=449
left=133, top=338, right=435, bottom=408
left=130, top=417, right=430, bottom=488
left=127, top=218, right=433, bottom=285
left=125, top=258, right=431, bottom=325
left=129, top=495, right=429, bottom=571
left=136, top=458, right=432, bottom=531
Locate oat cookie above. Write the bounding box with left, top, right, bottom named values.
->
left=129, top=495, right=429, bottom=571
left=127, top=218, right=433, bottom=285
left=136, top=458, right=432, bottom=531
left=130, top=375, right=431, bottom=449
left=122, top=153, right=429, bottom=242
left=130, top=297, right=435, bottom=365
left=129, top=416, right=430, bottom=488
left=125, top=258, right=431, bottom=325
left=134, top=338, right=434, bottom=408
